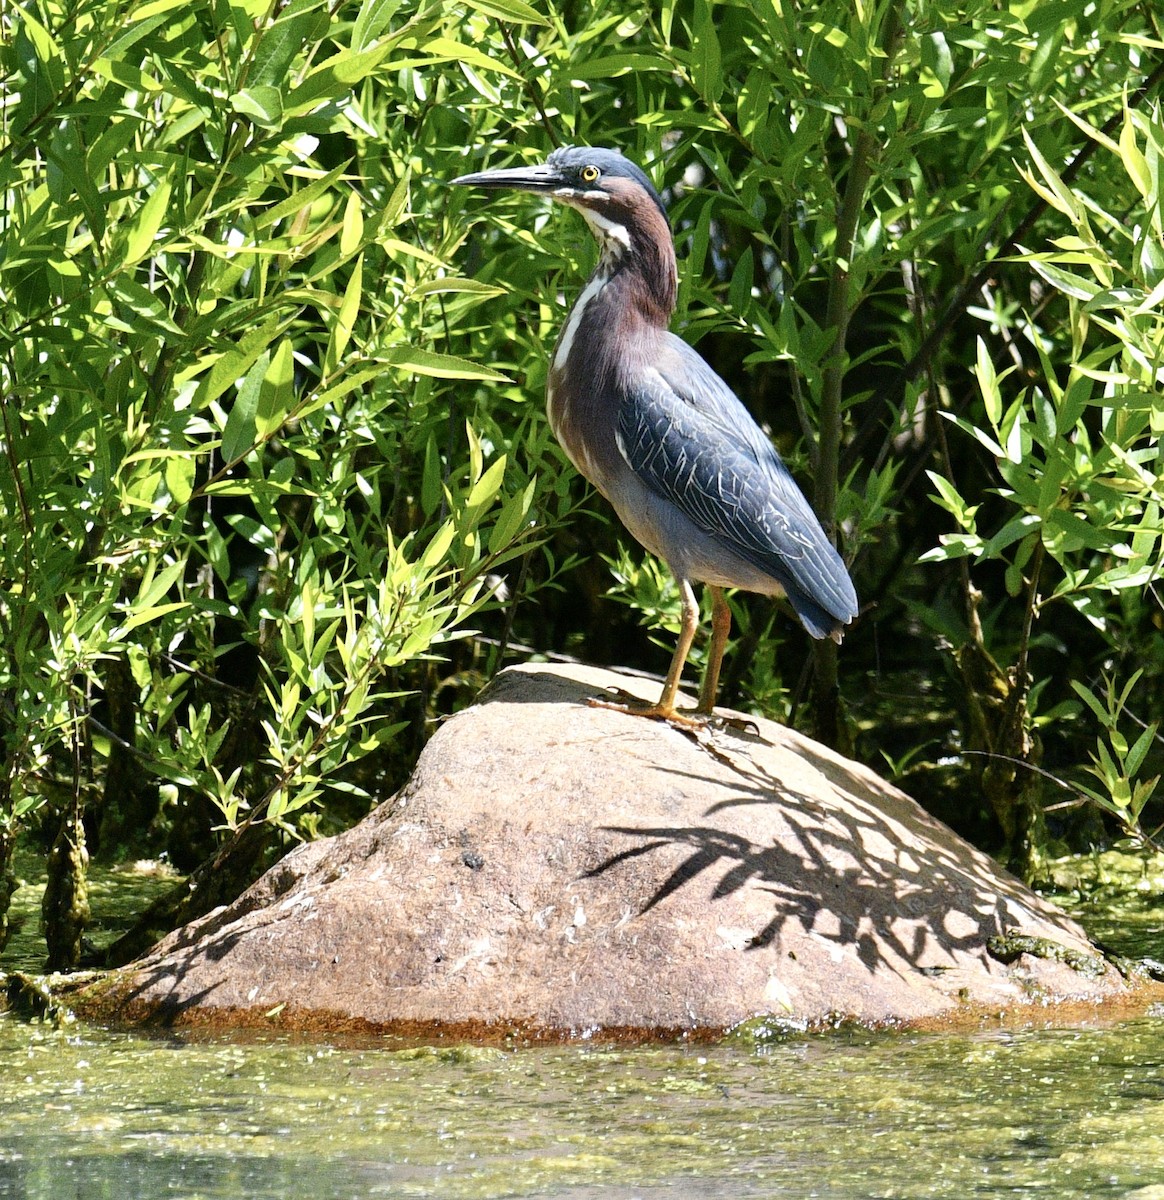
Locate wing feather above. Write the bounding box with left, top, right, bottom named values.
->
left=616, top=340, right=858, bottom=634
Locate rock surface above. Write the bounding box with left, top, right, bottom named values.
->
left=99, top=663, right=1128, bottom=1036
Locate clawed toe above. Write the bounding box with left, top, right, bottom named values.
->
left=586, top=691, right=761, bottom=738
left=586, top=691, right=706, bottom=730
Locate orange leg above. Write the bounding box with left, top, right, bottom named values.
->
left=590, top=575, right=701, bottom=724
left=697, top=585, right=731, bottom=715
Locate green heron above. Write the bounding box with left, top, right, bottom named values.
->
left=452, top=146, right=858, bottom=722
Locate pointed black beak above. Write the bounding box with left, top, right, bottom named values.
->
left=450, top=161, right=564, bottom=195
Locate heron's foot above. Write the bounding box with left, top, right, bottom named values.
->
left=586, top=690, right=706, bottom=730
left=706, top=712, right=761, bottom=736
left=588, top=691, right=761, bottom=739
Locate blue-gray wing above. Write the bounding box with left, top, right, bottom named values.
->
left=616, top=343, right=858, bottom=638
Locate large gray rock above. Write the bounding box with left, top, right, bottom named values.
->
left=104, top=663, right=1126, bottom=1035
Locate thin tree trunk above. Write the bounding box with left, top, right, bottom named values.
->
left=812, top=1, right=904, bottom=748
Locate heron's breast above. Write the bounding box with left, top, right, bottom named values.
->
left=546, top=365, right=611, bottom=490
left=545, top=275, right=624, bottom=491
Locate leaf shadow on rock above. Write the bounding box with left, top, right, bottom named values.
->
left=581, top=729, right=1077, bottom=984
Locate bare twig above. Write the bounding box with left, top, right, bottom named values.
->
left=498, top=23, right=559, bottom=148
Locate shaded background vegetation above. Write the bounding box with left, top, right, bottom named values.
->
left=1, top=0, right=1161, bottom=969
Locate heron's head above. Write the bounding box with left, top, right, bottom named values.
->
left=452, top=146, right=670, bottom=266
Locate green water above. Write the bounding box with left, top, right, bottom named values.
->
left=4, top=848, right=1164, bottom=1198
left=4, top=1015, right=1164, bottom=1198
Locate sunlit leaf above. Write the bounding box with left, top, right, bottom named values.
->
left=340, top=189, right=364, bottom=256
left=382, top=348, right=511, bottom=381
left=327, top=253, right=363, bottom=369
left=353, top=0, right=402, bottom=50
left=222, top=353, right=266, bottom=464
left=460, top=0, right=549, bottom=24
left=122, top=174, right=172, bottom=267
left=231, top=85, right=284, bottom=128
left=257, top=339, right=296, bottom=439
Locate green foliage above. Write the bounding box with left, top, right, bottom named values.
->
left=0, top=0, right=1161, bottom=955
left=0, top=0, right=572, bottom=958
left=922, top=94, right=1164, bottom=842
left=1070, top=672, right=1160, bottom=837
left=925, top=104, right=1164, bottom=614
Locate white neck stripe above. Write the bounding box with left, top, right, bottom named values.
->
left=580, top=208, right=632, bottom=256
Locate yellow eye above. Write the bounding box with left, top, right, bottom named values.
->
left=581, top=164, right=601, bottom=184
